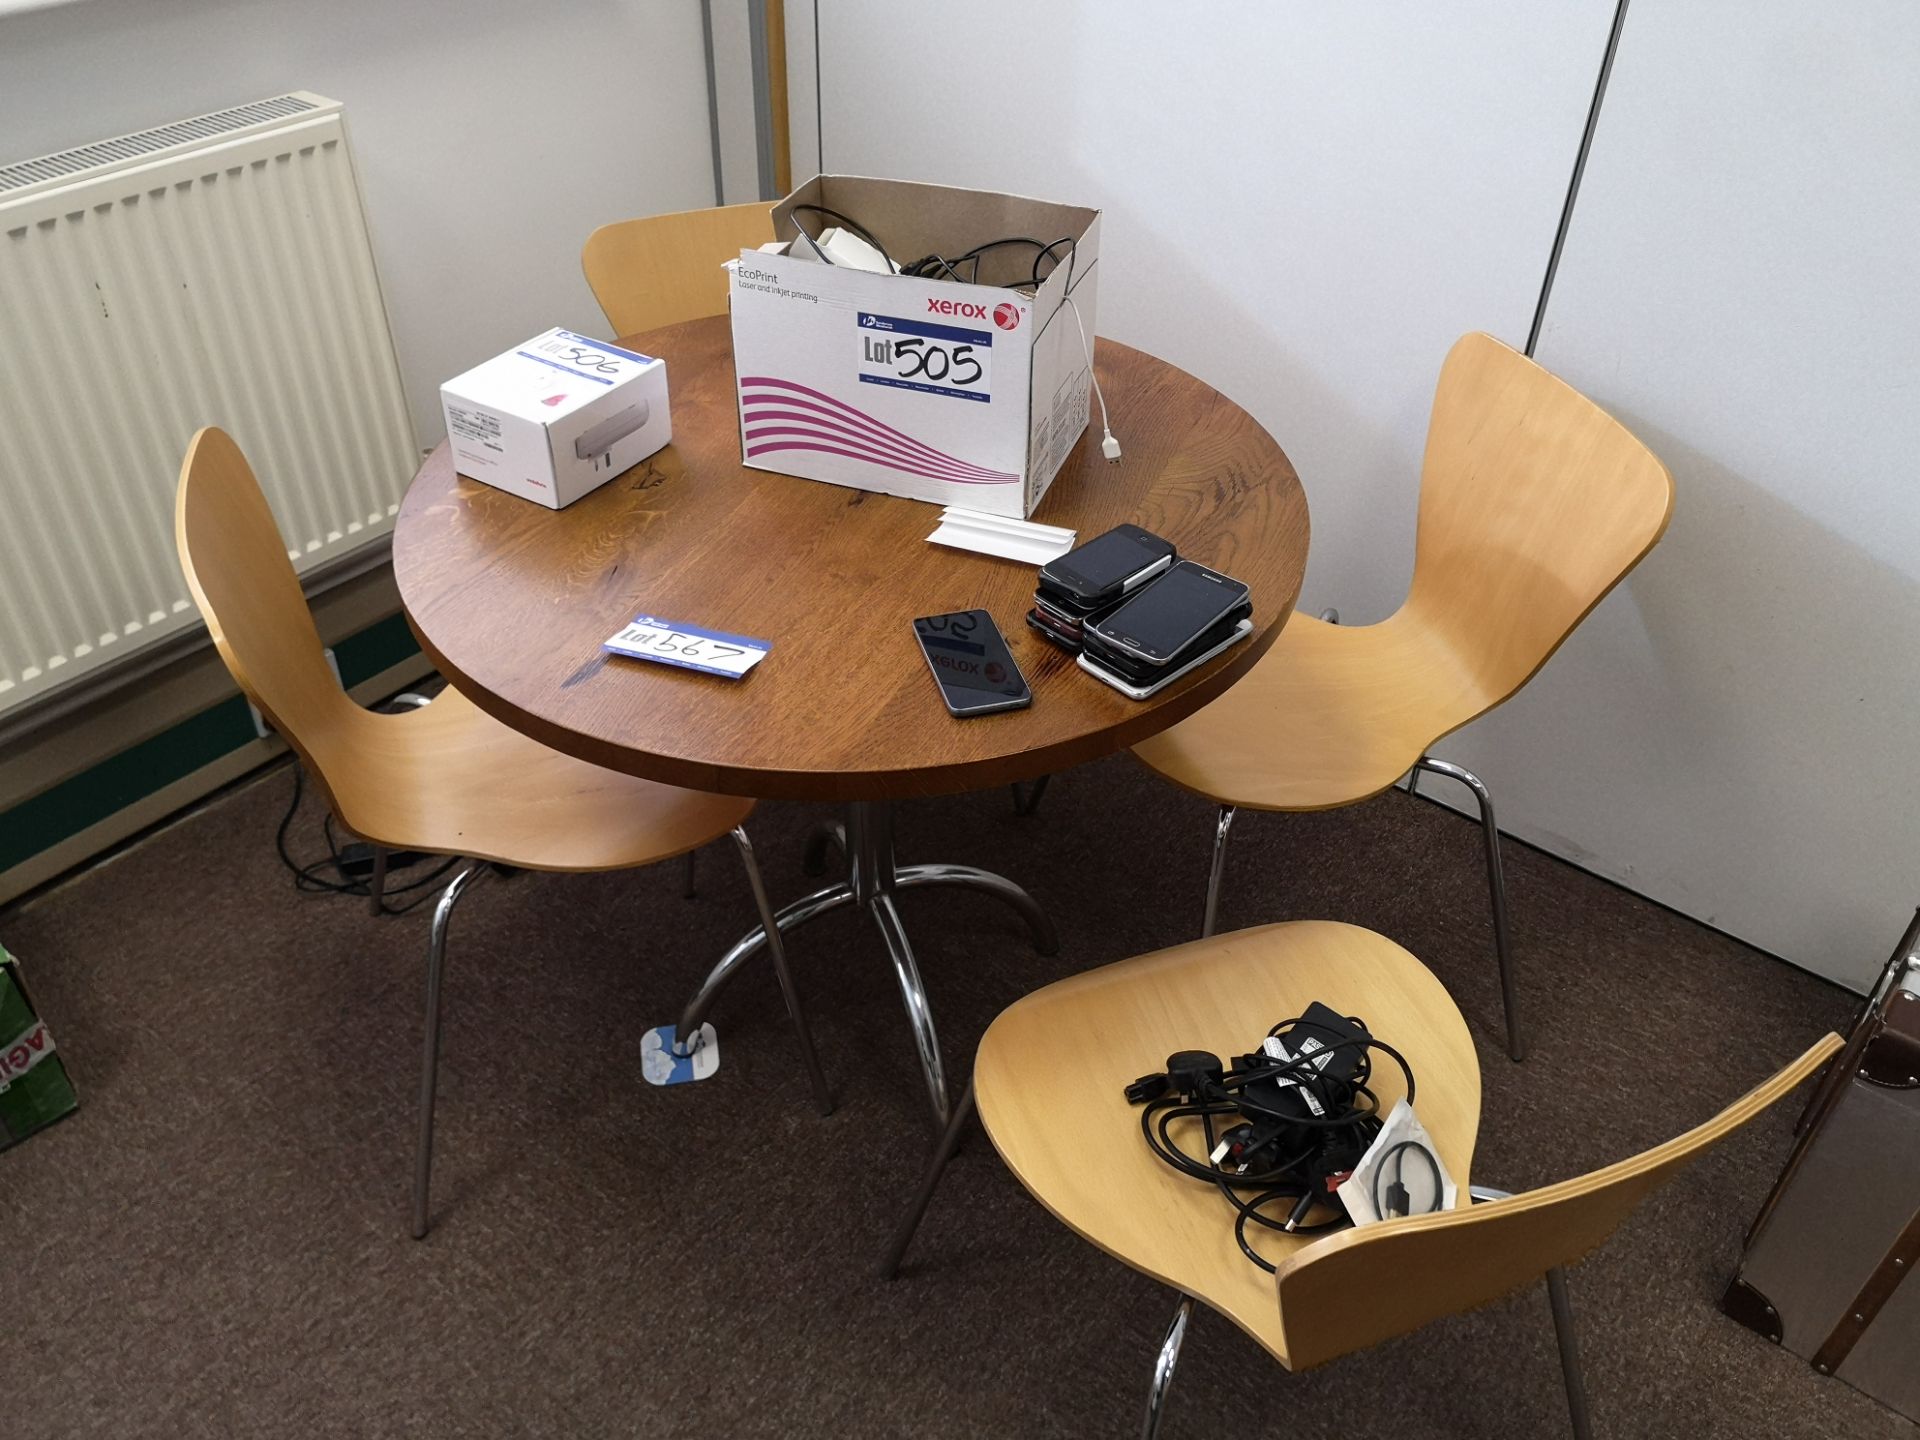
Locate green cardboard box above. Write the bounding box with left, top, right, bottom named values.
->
left=0, top=941, right=77, bottom=1148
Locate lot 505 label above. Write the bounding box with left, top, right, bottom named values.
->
left=856, top=312, right=993, bottom=403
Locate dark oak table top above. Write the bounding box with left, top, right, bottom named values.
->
left=393, top=315, right=1308, bottom=802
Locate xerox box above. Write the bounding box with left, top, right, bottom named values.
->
left=728, top=175, right=1102, bottom=518
left=440, top=328, right=671, bottom=509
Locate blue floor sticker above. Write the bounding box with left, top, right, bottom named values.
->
left=641, top=1022, right=719, bottom=1086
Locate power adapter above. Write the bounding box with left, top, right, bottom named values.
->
left=815, top=226, right=897, bottom=274
left=336, top=843, right=430, bottom=880
left=1236, top=1003, right=1371, bottom=1160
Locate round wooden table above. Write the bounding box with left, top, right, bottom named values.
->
left=394, top=314, right=1308, bottom=1125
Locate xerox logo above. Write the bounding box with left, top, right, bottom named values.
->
left=928, top=298, right=988, bottom=319
left=993, top=302, right=1021, bottom=331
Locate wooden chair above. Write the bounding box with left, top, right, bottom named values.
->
left=581, top=202, right=774, bottom=337
left=1130, top=332, right=1675, bottom=1063
left=176, top=426, right=831, bottom=1238
left=881, top=920, right=1838, bottom=1438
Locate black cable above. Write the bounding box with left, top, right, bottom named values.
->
left=896, top=235, right=1080, bottom=291
left=1132, top=1013, right=1417, bottom=1272
left=1371, top=1139, right=1444, bottom=1222
left=274, top=761, right=312, bottom=880
left=944, top=236, right=1057, bottom=286
left=275, top=763, right=458, bottom=915
left=1197, top=1102, right=1344, bottom=1270
left=1029, top=236, right=1077, bottom=293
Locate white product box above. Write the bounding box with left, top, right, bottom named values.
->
left=729, top=176, right=1102, bottom=519
left=439, top=328, right=671, bottom=509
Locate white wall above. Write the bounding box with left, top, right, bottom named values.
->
left=1443, top=0, right=1920, bottom=990
left=0, top=0, right=720, bottom=444
left=810, top=0, right=1618, bottom=621
left=806, top=1, right=1919, bottom=991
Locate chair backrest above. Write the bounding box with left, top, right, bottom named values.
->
left=580, top=203, right=775, bottom=337
left=1270, top=1033, right=1841, bottom=1371
left=1401, top=332, right=1674, bottom=712
left=175, top=426, right=361, bottom=791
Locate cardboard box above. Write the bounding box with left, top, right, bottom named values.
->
left=728, top=176, right=1102, bottom=518
left=0, top=942, right=77, bottom=1150
left=440, top=328, right=671, bottom=509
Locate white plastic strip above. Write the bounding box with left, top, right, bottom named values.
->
left=926, top=507, right=1076, bottom=565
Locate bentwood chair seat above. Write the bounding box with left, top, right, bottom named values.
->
left=977, top=921, right=1483, bottom=1363
left=582, top=201, right=775, bottom=337
left=259, top=669, right=753, bottom=876
left=1137, top=609, right=1491, bottom=813
left=1132, top=332, right=1676, bottom=1062
left=913, top=920, right=1838, bottom=1436
left=176, top=425, right=831, bottom=1238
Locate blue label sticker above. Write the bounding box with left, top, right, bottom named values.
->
left=515, top=349, right=616, bottom=384
left=854, top=311, right=995, bottom=403
left=604, top=615, right=770, bottom=679
left=856, top=312, right=994, bottom=347
left=557, top=329, right=655, bottom=365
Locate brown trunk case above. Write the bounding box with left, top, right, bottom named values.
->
left=1723, top=939, right=1920, bottom=1422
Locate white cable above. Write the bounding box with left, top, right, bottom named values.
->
left=1062, top=293, right=1121, bottom=462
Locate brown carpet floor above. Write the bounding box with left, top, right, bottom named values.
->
left=2, top=751, right=1911, bottom=1439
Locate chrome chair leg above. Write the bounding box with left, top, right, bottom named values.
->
left=1481, top=1175, right=1595, bottom=1436
left=412, top=860, right=487, bottom=1240
left=1142, top=1296, right=1197, bottom=1440
left=1546, top=1266, right=1595, bottom=1440
left=1201, top=805, right=1237, bottom=939
left=879, top=1081, right=977, bottom=1279
left=1412, top=757, right=1525, bottom=1062
left=676, top=880, right=859, bottom=1041
left=872, top=890, right=949, bottom=1129
left=1011, top=773, right=1052, bottom=816
left=731, top=826, right=834, bottom=1117
left=893, top=864, right=1059, bottom=955
left=683, top=848, right=698, bottom=899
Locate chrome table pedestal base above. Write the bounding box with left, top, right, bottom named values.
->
left=673, top=800, right=1057, bottom=1129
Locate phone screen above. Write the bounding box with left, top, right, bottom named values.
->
left=1098, top=562, right=1249, bottom=660
left=913, top=610, right=1032, bottom=716
left=1045, top=526, right=1171, bottom=596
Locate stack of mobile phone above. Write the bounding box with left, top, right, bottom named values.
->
left=1077, top=559, right=1254, bottom=700
left=1028, top=524, right=1177, bottom=655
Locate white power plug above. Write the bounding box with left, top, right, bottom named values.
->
left=1064, top=294, right=1121, bottom=462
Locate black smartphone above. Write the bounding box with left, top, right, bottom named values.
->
left=1037, top=524, right=1175, bottom=608
left=1083, top=560, right=1252, bottom=666
left=1085, top=609, right=1247, bottom=684
left=1026, top=606, right=1083, bottom=652
left=913, top=610, right=1032, bottom=717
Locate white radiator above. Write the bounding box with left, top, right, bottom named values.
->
left=0, top=92, right=417, bottom=714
